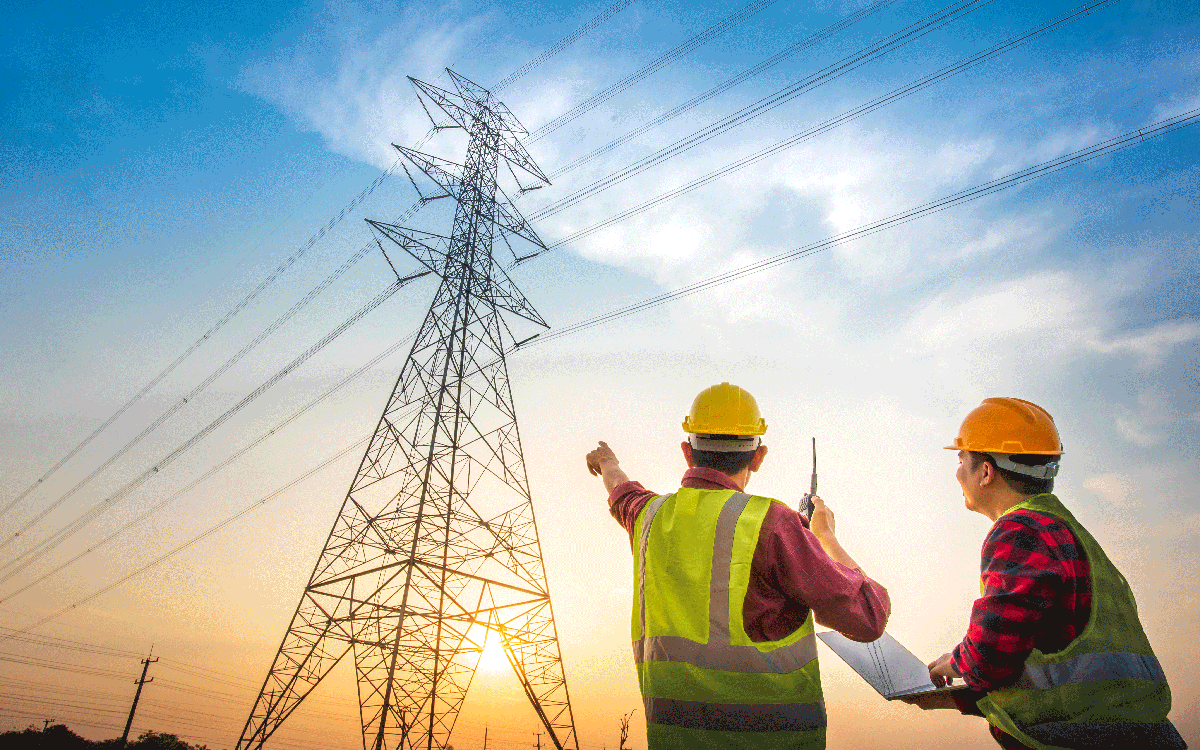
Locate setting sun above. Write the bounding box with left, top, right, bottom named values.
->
left=478, top=635, right=509, bottom=673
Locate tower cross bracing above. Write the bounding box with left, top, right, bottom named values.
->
left=237, top=69, right=576, bottom=750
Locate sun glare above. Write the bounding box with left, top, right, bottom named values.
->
left=479, top=637, right=508, bottom=672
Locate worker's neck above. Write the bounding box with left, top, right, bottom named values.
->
left=726, top=467, right=751, bottom=491
left=980, top=489, right=1036, bottom=522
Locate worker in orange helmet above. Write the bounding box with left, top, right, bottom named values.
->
left=587, top=383, right=890, bottom=749
left=901, top=398, right=1185, bottom=749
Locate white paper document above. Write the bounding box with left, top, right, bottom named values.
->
left=816, top=631, right=969, bottom=700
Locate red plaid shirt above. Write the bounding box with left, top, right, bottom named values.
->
left=950, top=503, right=1092, bottom=749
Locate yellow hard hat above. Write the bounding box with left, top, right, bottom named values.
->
left=682, top=383, right=767, bottom=436
left=946, top=397, right=1063, bottom=455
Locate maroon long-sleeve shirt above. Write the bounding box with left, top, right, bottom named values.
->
left=608, top=467, right=890, bottom=643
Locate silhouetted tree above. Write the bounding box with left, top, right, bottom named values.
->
left=0, top=724, right=90, bottom=750
left=0, top=726, right=212, bottom=750
left=618, top=710, right=635, bottom=750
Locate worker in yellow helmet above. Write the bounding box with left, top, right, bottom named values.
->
left=901, top=398, right=1186, bottom=749
left=586, top=383, right=890, bottom=749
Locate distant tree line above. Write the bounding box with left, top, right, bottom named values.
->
left=0, top=725, right=215, bottom=750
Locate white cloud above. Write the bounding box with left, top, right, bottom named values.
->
left=1114, top=392, right=1176, bottom=448
left=1083, top=473, right=1134, bottom=506
left=239, top=1, right=490, bottom=168
left=898, top=270, right=1096, bottom=357
left=1090, top=320, right=1200, bottom=367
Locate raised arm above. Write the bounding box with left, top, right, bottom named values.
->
left=586, top=441, right=631, bottom=493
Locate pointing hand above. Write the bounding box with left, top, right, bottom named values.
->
left=586, top=441, right=619, bottom=476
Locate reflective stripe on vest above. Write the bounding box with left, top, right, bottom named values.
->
left=634, top=492, right=818, bottom=674
left=973, top=494, right=1180, bottom=750
left=1013, top=650, right=1167, bottom=691
left=644, top=696, right=826, bottom=733
left=633, top=489, right=825, bottom=742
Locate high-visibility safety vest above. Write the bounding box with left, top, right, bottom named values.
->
left=975, top=494, right=1186, bottom=750
left=632, top=488, right=826, bottom=749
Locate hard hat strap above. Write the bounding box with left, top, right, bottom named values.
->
left=989, top=453, right=1060, bottom=480
left=688, top=434, right=761, bottom=453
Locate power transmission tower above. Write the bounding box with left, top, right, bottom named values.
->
left=237, top=70, right=577, bottom=750
left=121, top=655, right=157, bottom=745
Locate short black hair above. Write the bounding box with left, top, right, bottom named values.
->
left=691, top=449, right=757, bottom=476
left=968, top=451, right=1057, bottom=496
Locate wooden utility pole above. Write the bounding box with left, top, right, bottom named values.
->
left=121, top=655, right=158, bottom=745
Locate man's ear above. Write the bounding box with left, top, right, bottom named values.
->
left=681, top=441, right=696, bottom=468
left=749, top=444, right=768, bottom=472
left=977, top=457, right=996, bottom=487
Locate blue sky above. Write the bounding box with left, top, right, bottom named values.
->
left=1, top=0, right=1198, bottom=748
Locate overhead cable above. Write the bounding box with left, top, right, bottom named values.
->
left=0, top=430, right=378, bottom=641
left=527, top=108, right=1200, bottom=345
left=1, top=241, right=382, bottom=553
left=527, top=0, right=781, bottom=142
left=549, top=0, right=898, bottom=179
left=0, top=330, right=419, bottom=604
left=493, top=0, right=637, bottom=92
left=530, top=0, right=1125, bottom=255
left=0, top=1, right=621, bottom=523
left=0, top=274, right=425, bottom=585
left=530, top=0, right=998, bottom=220
left=0, top=167, right=398, bottom=524
left=9, top=109, right=1197, bottom=642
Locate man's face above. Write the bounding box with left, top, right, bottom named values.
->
left=956, top=450, right=985, bottom=513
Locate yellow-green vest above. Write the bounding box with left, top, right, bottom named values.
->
left=976, top=494, right=1184, bottom=750
left=632, top=488, right=826, bottom=749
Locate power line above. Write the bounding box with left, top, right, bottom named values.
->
left=528, top=108, right=1200, bottom=346
left=0, top=165, right=399, bottom=525
left=0, top=235, right=382, bottom=555
left=0, top=330, right=419, bottom=605
left=0, top=651, right=136, bottom=680
left=0, top=0, right=624, bottom=527
left=493, top=0, right=637, bottom=92
left=0, top=428, right=381, bottom=641
left=529, top=0, right=1125, bottom=256
left=0, top=274, right=426, bottom=585
left=548, top=0, right=898, bottom=179
left=529, top=0, right=997, bottom=221
left=0, top=626, right=144, bottom=660
left=527, top=0, right=782, bottom=142
left=8, top=110, right=1195, bottom=661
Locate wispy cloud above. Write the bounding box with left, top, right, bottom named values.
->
left=239, top=0, right=491, bottom=168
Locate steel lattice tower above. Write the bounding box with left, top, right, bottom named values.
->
left=237, top=70, right=576, bottom=750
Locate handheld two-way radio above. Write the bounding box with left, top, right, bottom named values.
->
left=800, top=437, right=817, bottom=521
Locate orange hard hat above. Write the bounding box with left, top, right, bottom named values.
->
left=945, top=397, right=1064, bottom=455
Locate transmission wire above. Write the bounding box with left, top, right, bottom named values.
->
left=530, top=0, right=998, bottom=221
left=7, top=109, right=1197, bottom=641
left=526, top=0, right=782, bottom=142
left=0, top=241, right=381, bottom=554
left=0, top=429, right=384, bottom=641
left=0, top=170, right=398, bottom=523
left=0, top=331, right=420, bottom=603
left=0, top=274, right=425, bottom=585
left=549, top=0, right=898, bottom=179
left=493, top=0, right=636, bottom=92
left=527, top=0, right=1125, bottom=255
left=526, top=109, right=1200, bottom=345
